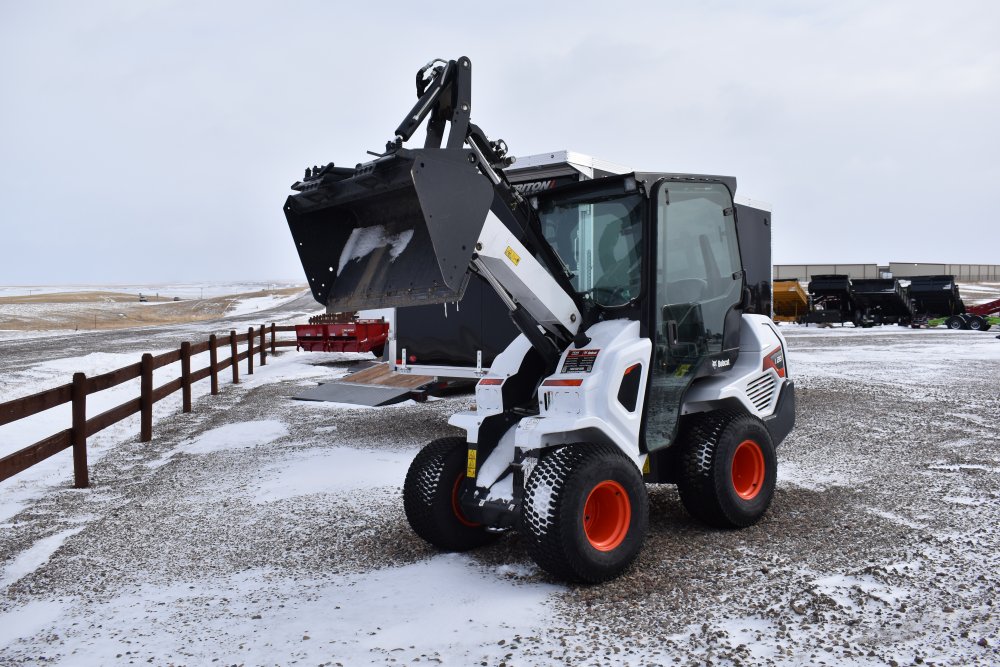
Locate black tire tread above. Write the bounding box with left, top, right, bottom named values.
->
left=522, top=443, right=648, bottom=583
left=677, top=410, right=775, bottom=529
left=403, top=436, right=496, bottom=552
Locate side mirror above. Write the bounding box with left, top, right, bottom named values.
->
left=738, top=286, right=753, bottom=311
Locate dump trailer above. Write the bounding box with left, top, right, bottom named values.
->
left=772, top=279, right=808, bottom=322
left=849, top=279, right=914, bottom=327
left=908, top=275, right=964, bottom=316
left=903, top=274, right=990, bottom=330
left=802, top=274, right=857, bottom=325
left=283, top=57, right=795, bottom=583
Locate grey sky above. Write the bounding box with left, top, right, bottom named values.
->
left=2, top=1, right=998, bottom=284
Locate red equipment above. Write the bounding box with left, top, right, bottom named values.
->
left=295, top=313, right=389, bottom=355
left=967, top=297, right=1000, bottom=317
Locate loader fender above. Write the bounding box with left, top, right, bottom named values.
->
left=680, top=314, right=791, bottom=421
left=515, top=319, right=650, bottom=469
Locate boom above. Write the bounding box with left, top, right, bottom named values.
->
left=283, top=57, right=582, bottom=367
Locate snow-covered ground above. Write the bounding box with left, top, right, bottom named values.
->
left=0, top=282, right=303, bottom=300
left=0, top=323, right=998, bottom=665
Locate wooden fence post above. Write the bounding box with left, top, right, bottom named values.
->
left=270, top=323, right=276, bottom=354
left=140, top=353, right=153, bottom=442
left=71, top=372, right=89, bottom=488
left=181, top=341, right=192, bottom=413
left=230, top=331, right=239, bottom=384
left=247, top=327, right=254, bottom=375
left=259, top=325, right=266, bottom=366
left=209, top=334, right=219, bottom=395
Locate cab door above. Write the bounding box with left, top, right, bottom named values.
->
left=644, top=180, right=744, bottom=450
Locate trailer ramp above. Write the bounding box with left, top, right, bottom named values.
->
left=294, top=363, right=435, bottom=407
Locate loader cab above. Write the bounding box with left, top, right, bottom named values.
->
left=536, top=174, right=745, bottom=450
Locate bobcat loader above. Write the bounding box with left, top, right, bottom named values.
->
left=284, top=57, right=795, bottom=583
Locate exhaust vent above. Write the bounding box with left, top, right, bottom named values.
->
left=746, top=373, right=777, bottom=412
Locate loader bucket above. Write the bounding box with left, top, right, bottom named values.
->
left=284, top=149, right=494, bottom=311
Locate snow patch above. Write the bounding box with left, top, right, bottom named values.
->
left=178, top=420, right=288, bottom=455
left=942, top=496, right=980, bottom=507
left=811, top=573, right=908, bottom=609
left=223, top=292, right=302, bottom=317
left=337, top=226, right=414, bottom=275
left=12, top=558, right=556, bottom=666
left=0, top=600, right=67, bottom=647
left=777, top=461, right=850, bottom=491
left=253, top=446, right=417, bottom=502
left=865, top=507, right=925, bottom=530
left=1, top=527, right=84, bottom=588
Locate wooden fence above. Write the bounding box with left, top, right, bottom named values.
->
left=0, top=324, right=299, bottom=488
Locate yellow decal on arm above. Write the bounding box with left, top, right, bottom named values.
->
left=504, top=246, right=521, bottom=266
left=466, top=449, right=477, bottom=478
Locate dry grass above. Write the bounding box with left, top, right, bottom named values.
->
left=0, top=287, right=306, bottom=332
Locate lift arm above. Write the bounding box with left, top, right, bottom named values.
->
left=284, top=57, right=583, bottom=368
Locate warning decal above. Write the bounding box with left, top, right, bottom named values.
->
left=561, top=349, right=599, bottom=374
left=504, top=246, right=521, bottom=266
left=466, top=449, right=477, bottom=478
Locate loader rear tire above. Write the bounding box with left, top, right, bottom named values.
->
left=521, top=444, right=648, bottom=584
left=677, top=411, right=776, bottom=529
left=403, top=437, right=498, bottom=552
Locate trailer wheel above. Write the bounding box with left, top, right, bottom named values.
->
left=677, top=411, right=777, bottom=529
left=521, top=444, right=648, bottom=583
left=968, top=315, right=990, bottom=332
left=403, top=437, right=498, bottom=552
left=945, top=315, right=966, bottom=330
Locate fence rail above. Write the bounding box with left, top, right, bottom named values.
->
left=0, top=323, right=300, bottom=488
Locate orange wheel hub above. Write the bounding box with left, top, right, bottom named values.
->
left=732, top=440, right=766, bottom=500
left=583, top=480, right=631, bottom=551
left=451, top=475, right=480, bottom=527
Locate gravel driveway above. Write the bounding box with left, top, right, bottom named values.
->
left=0, top=325, right=997, bottom=666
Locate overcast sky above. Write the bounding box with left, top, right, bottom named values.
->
left=1, top=1, right=998, bottom=284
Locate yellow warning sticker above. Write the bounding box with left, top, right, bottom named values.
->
left=504, top=246, right=521, bottom=266
left=642, top=456, right=650, bottom=475
left=674, top=364, right=691, bottom=378
left=466, top=449, right=477, bottom=478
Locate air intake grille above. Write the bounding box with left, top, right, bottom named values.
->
left=746, top=373, right=777, bottom=412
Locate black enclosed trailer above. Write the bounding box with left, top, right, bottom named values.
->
left=390, top=151, right=774, bottom=377
left=801, top=274, right=857, bottom=325
left=850, top=278, right=914, bottom=326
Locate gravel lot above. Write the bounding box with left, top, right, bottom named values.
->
left=1, top=323, right=998, bottom=666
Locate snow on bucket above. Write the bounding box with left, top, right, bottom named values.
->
left=284, top=148, right=494, bottom=311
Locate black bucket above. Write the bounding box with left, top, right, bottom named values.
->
left=285, top=149, right=493, bottom=311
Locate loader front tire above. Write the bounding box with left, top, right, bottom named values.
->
left=677, top=411, right=776, bottom=529
left=521, top=444, right=648, bottom=584
left=403, top=437, right=497, bottom=552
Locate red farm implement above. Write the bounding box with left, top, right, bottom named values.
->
left=967, top=297, right=1000, bottom=318
left=295, top=313, right=389, bottom=355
